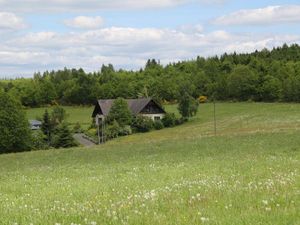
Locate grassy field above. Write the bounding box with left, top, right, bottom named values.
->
left=1, top=103, right=299, bottom=224
left=26, top=106, right=94, bottom=129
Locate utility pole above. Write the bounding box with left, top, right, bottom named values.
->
left=213, top=99, right=217, bottom=136
left=213, top=93, right=217, bottom=136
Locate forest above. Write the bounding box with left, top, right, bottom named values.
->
left=1, top=43, right=300, bottom=107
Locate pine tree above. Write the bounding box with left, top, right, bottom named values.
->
left=52, top=123, right=77, bottom=148
left=106, top=98, right=132, bottom=127
left=41, top=109, right=52, bottom=142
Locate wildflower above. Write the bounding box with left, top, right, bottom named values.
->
left=200, top=217, right=209, bottom=223
left=262, top=200, right=268, bottom=205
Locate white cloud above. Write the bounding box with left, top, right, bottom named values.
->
left=177, top=24, right=204, bottom=34
left=0, top=0, right=226, bottom=12
left=1, top=26, right=300, bottom=77
left=64, top=16, right=104, bottom=29
left=213, top=5, right=300, bottom=26
left=0, top=12, right=27, bottom=30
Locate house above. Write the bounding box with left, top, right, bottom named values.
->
left=29, top=120, right=42, bottom=130
left=92, top=98, right=166, bottom=124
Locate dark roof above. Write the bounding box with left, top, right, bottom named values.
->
left=93, top=98, right=165, bottom=117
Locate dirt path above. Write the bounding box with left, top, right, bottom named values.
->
left=73, top=133, right=96, bottom=147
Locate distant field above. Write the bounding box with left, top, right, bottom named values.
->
left=2, top=103, right=299, bottom=224
left=26, top=106, right=94, bottom=129
left=25, top=102, right=300, bottom=134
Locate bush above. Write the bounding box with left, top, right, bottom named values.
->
left=119, top=125, right=132, bottom=136
left=132, top=116, right=154, bottom=133
left=198, top=96, right=208, bottom=103
left=106, top=120, right=121, bottom=139
left=175, top=117, right=188, bottom=126
left=154, top=120, right=164, bottom=130
left=162, top=113, right=176, bottom=127
left=31, top=130, right=48, bottom=150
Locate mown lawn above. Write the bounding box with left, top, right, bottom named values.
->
left=2, top=103, right=299, bottom=225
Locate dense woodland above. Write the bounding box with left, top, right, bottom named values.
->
left=1, top=43, right=300, bottom=107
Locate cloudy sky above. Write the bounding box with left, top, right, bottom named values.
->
left=1, top=0, right=300, bottom=78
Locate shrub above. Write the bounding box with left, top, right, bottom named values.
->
left=119, top=125, right=132, bottom=136
left=162, top=113, right=176, bottom=127
left=86, top=128, right=97, bottom=136
left=132, top=116, right=154, bottom=133
left=198, top=95, right=208, bottom=103
left=31, top=130, right=48, bottom=150
left=175, top=117, right=188, bottom=126
left=154, top=120, right=164, bottom=130
left=106, top=120, right=121, bottom=139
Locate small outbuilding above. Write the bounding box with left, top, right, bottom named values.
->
left=92, top=98, right=166, bottom=124
left=29, top=120, right=42, bottom=130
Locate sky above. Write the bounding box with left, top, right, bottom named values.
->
left=1, top=0, right=300, bottom=78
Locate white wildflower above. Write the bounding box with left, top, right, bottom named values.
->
left=262, top=200, right=268, bottom=205
left=200, top=217, right=209, bottom=223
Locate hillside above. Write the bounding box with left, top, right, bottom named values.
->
left=1, top=103, right=300, bottom=224
left=2, top=44, right=300, bottom=108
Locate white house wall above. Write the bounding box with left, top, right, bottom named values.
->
left=96, top=113, right=165, bottom=124
left=140, top=113, right=165, bottom=121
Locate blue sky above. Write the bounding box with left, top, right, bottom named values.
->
left=1, top=0, right=300, bottom=77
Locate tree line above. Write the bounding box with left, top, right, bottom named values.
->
left=1, top=43, right=300, bottom=107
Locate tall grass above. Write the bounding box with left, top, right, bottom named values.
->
left=2, top=103, right=297, bottom=224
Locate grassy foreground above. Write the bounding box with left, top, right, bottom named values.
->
left=1, top=103, right=299, bottom=224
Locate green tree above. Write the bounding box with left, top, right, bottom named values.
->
left=177, top=83, right=199, bottom=118
left=39, top=78, right=57, bottom=104
left=52, top=123, right=77, bottom=148
left=178, top=92, right=199, bottom=118
left=260, top=76, right=281, bottom=101
left=227, top=65, right=259, bottom=101
left=51, top=106, right=67, bottom=125
left=107, top=98, right=132, bottom=127
left=41, top=109, right=53, bottom=142
left=0, top=91, right=32, bottom=153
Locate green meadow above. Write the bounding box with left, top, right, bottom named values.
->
left=1, top=103, right=299, bottom=224
left=26, top=106, right=94, bottom=129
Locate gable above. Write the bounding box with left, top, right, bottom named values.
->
left=140, top=100, right=166, bottom=114
left=92, top=102, right=103, bottom=117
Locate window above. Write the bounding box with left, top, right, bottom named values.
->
left=154, top=116, right=161, bottom=121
